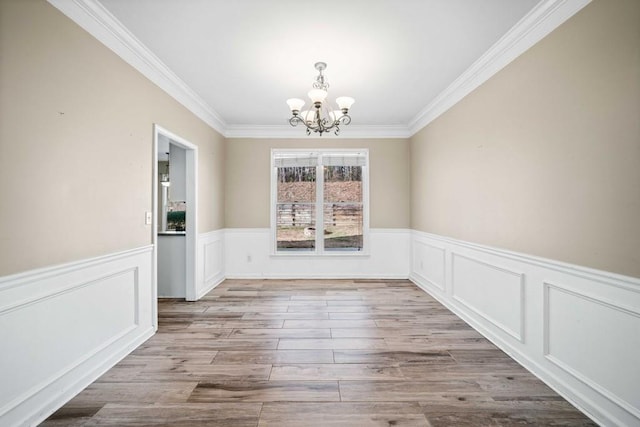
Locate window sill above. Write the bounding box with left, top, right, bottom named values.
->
left=270, top=251, right=370, bottom=258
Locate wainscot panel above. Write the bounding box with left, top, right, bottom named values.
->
left=196, top=230, right=225, bottom=299
left=544, top=282, right=640, bottom=421
left=225, top=228, right=410, bottom=279
left=411, top=239, right=446, bottom=291
left=409, top=231, right=640, bottom=427
left=451, top=252, right=525, bottom=342
left=0, top=246, right=154, bottom=427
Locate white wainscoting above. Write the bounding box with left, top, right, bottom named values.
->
left=451, top=253, right=525, bottom=343
left=225, top=228, right=410, bottom=279
left=196, top=230, right=225, bottom=299
left=0, top=246, right=154, bottom=427
left=409, top=231, right=640, bottom=427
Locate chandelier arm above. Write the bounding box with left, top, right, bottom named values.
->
left=304, top=110, right=318, bottom=131
left=311, top=108, right=323, bottom=133
left=296, top=109, right=321, bottom=134
left=290, top=112, right=319, bottom=133
left=338, top=114, right=352, bottom=126
left=320, top=101, right=340, bottom=133
left=290, top=107, right=349, bottom=135
left=289, top=116, right=303, bottom=127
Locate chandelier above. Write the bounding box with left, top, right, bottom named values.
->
left=286, top=62, right=355, bottom=136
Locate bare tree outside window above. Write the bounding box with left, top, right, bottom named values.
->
left=324, top=166, right=363, bottom=251
left=273, top=151, right=367, bottom=254
left=276, top=166, right=316, bottom=251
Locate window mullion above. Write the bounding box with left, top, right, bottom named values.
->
left=316, top=155, right=324, bottom=254
left=271, top=162, right=277, bottom=254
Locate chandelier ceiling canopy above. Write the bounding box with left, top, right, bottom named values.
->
left=286, top=62, right=355, bottom=136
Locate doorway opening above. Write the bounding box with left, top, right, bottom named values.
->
left=152, top=125, right=198, bottom=328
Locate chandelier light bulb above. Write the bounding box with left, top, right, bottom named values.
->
left=308, top=89, right=328, bottom=104
left=286, top=98, right=305, bottom=113
left=300, top=110, right=314, bottom=124
left=336, top=96, right=355, bottom=111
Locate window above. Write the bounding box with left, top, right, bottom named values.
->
left=271, top=149, right=369, bottom=255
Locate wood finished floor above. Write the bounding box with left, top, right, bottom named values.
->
left=43, top=279, right=596, bottom=426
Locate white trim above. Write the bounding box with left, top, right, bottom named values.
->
left=0, top=245, right=153, bottom=291
left=408, top=0, right=592, bottom=135
left=153, top=125, right=199, bottom=301
left=409, top=230, right=640, bottom=427
left=270, top=149, right=370, bottom=256
left=185, top=142, right=198, bottom=301
left=47, top=0, right=226, bottom=134
left=224, top=227, right=270, bottom=234
left=7, top=228, right=639, bottom=425
left=196, top=230, right=225, bottom=299
left=315, top=155, right=324, bottom=253
left=196, top=274, right=224, bottom=300
left=225, top=124, right=412, bottom=139
left=47, top=0, right=590, bottom=139
left=450, top=252, right=526, bottom=343
left=151, top=127, right=159, bottom=329
left=0, top=246, right=154, bottom=427
left=26, top=328, right=153, bottom=427
left=410, top=273, right=613, bottom=425
left=370, top=228, right=412, bottom=234
left=0, top=267, right=138, bottom=316
left=225, top=228, right=409, bottom=279
left=415, top=231, right=640, bottom=290
left=411, top=240, right=446, bottom=291
left=543, top=282, right=640, bottom=420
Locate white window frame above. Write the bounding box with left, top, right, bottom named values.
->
left=270, top=148, right=370, bottom=256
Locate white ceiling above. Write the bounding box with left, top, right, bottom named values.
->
left=96, top=0, right=539, bottom=129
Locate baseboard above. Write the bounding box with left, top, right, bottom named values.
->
left=410, top=231, right=640, bottom=427
left=224, top=273, right=409, bottom=280
left=196, top=272, right=225, bottom=299
left=0, top=246, right=154, bottom=427
left=28, top=326, right=154, bottom=427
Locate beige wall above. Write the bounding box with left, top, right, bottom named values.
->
left=0, top=0, right=225, bottom=276
left=2, top=0, right=637, bottom=278
left=226, top=138, right=410, bottom=229
left=410, top=0, right=640, bottom=277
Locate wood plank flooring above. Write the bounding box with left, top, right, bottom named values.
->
left=42, top=279, right=596, bottom=426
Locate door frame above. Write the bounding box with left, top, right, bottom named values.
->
left=152, top=124, right=199, bottom=327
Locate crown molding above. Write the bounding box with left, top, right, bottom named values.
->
left=224, top=124, right=412, bottom=139
left=47, top=0, right=227, bottom=135
left=49, top=0, right=590, bottom=140
left=408, top=0, right=592, bottom=136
